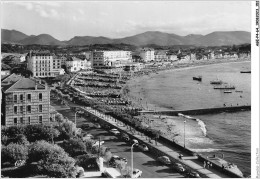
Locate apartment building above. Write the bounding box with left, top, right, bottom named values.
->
left=27, top=51, right=65, bottom=78
left=65, top=57, right=91, bottom=72
left=91, top=50, right=132, bottom=68
left=140, top=48, right=155, bottom=62
left=154, top=51, right=167, bottom=62
left=1, top=74, right=51, bottom=127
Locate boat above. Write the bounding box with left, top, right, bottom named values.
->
left=235, top=90, right=243, bottom=93
left=224, top=91, right=232, bottom=93
left=193, top=76, right=202, bottom=81
left=240, top=71, right=251, bottom=73
left=214, top=85, right=235, bottom=90
left=210, top=79, right=223, bottom=85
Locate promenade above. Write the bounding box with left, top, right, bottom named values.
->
left=80, top=106, right=236, bottom=178
left=139, top=105, right=251, bottom=116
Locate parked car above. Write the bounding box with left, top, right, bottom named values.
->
left=82, top=133, right=94, bottom=141
left=138, top=144, right=149, bottom=152
left=126, top=169, right=142, bottom=178
left=92, top=141, right=105, bottom=147
left=131, top=139, right=139, bottom=145
left=157, top=156, right=171, bottom=165
left=185, top=171, right=200, bottom=178
left=121, top=133, right=130, bottom=141
left=172, top=162, right=185, bottom=173
left=103, top=125, right=111, bottom=130
left=109, top=155, right=127, bottom=168
left=110, top=129, right=120, bottom=135
left=81, top=123, right=91, bottom=130
left=94, top=123, right=101, bottom=129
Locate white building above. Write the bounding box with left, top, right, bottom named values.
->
left=66, top=57, right=91, bottom=72
left=27, top=51, right=65, bottom=78
left=140, top=48, right=155, bottom=62
left=91, top=50, right=132, bottom=68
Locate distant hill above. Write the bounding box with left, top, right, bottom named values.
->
left=1, top=29, right=29, bottom=43
left=114, top=31, right=190, bottom=46
left=66, top=36, right=114, bottom=46
left=1, top=29, right=251, bottom=47
left=19, top=34, right=67, bottom=46
left=195, top=31, right=251, bottom=46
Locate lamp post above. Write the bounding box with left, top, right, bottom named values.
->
left=184, top=120, right=186, bottom=148
left=75, top=111, right=80, bottom=127
left=131, top=141, right=138, bottom=178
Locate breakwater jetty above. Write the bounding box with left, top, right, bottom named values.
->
left=139, top=105, right=251, bottom=116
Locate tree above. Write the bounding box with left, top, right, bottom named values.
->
left=37, top=151, right=77, bottom=178
left=75, top=154, right=98, bottom=171
left=28, top=140, right=65, bottom=163
left=1, top=143, right=28, bottom=165
left=12, top=134, right=29, bottom=145
left=1, top=135, right=9, bottom=146
left=62, top=138, right=87, bottom=157
left=57, top=120, right=77, bottom=140
left=2, top=125, right=25, bottom=138
left=24, top=125, right=60, bottom=142
left=102, top=148, right=112, bottom=163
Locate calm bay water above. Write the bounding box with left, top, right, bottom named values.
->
left=129, top=61, right=251, bottom=176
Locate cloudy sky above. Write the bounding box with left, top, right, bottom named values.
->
left=1, top=1, right=251, bottom=41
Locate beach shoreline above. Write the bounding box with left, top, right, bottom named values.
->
left=125, top=57, right=251, bottom=147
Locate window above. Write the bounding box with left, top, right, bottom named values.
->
left=39, top=116, right=43, bottom=124
left=27, top=105, right=31, bottom=113
left=28, top=116, right=31, bottom=125
left=27, top=94, right=31, bottom=102
left=14, top=106, right=18, bottom=114
left=20, top=106, right=23, bottom=114
left=20, top=117, right=24, bottom=124
left=39, top=93, right=42, bottom=101
left=14, top=95, right=18, bottom=103
left=20, top=94, right=23, bottom=101
left=39, top=105, right=42, bottom=112
left=14, top=118, right=17, bottom=125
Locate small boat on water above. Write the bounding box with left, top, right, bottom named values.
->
left=240, top=71, right=251, bottom=73
left=224, top=91, right=232, bottom=93
left=235, top=90, right=243, bottom=93
left=210, top=79, right=223, bottom=85
left=214, top=85, right=235, bottom=90
left=193, top=76, right=202, bottom=81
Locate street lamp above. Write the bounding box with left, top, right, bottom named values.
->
left=184, top=120, right=186, bottom=148
left=75, top=110, right=80, bottom=126
left=131, top=141, right=138, bottom=178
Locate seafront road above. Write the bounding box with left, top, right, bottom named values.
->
left=82, top=107, right=233, bottom=178
left=51, top=99, right=184, bottom=178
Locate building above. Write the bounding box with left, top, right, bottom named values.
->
left=166, top=54, right=178, bottom=61
left=140, top=48, right=155, bottom=62
left=66, top=57, right=91, bottom=72
left=124, top=62, right=144, bottom=71
left=91, top=50, right=132, bottom=69
left=1, top=63, right=11, bottom=76
left=1, top=74, right=51, bottom=127
left=154, top=51, right=167, bottom=62
left=27, top=51, right=65, bottom=78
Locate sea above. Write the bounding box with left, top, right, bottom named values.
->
left=128, top=61, right=251, bottom=176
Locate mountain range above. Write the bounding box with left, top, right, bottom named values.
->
left=1, top=29, right=251, bottom=47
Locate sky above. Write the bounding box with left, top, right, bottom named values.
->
left=1, top=1, right=251, bottom=41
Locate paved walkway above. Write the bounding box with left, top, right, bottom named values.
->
left=81, top=107, right=234, bottom=178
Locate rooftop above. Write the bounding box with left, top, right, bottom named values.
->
left=1, top=74, right=46, bottom=92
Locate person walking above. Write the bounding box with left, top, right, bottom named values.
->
left=207, top=161, right=210, bottom=168
left=203, top=161, right=206, bottom=168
